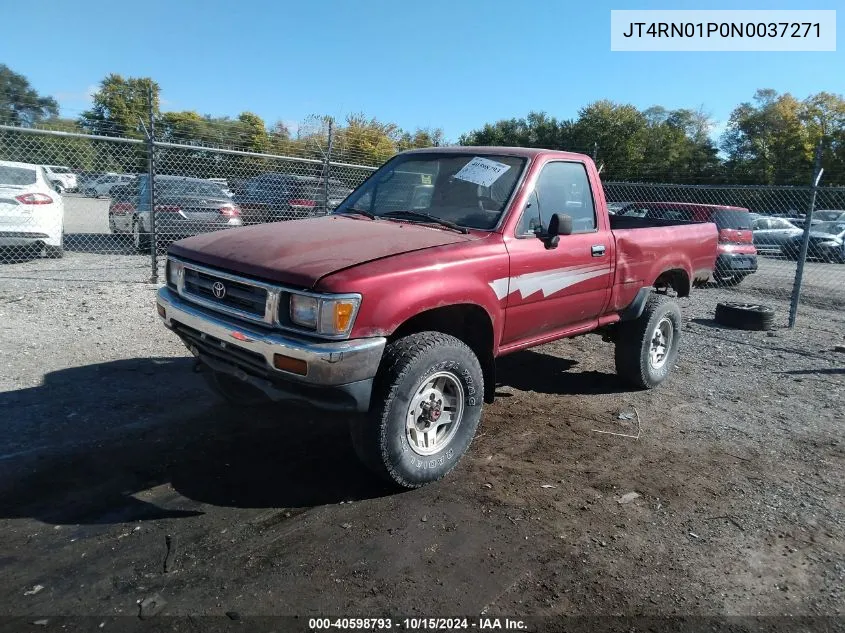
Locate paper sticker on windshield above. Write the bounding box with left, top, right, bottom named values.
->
left=453, top=156, right=511, bottom=188
left=421, top=174, right=432, bottom=185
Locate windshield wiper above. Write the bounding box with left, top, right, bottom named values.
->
left=381, top=210, right=469, bottom=234
left=339, top=208, right=378, bottom=220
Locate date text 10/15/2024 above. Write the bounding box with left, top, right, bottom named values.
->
left=308, top=618, right=528, bottom=630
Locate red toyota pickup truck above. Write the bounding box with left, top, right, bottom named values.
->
left=156, top=147, right=717, bottom=488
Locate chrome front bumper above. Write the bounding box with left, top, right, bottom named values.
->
left=156, top=287, right=386, bottom=411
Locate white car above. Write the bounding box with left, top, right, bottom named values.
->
left=42, top=165, right=78, bottom=194
left=84, top=173, right=135, bottom=198
left=0, top=160, right=65, bottom=258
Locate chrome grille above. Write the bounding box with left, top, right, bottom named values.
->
left=183, top=268, right=268, bottom=319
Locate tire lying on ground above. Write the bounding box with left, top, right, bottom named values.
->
left=714, top=302, right=775, bottom=331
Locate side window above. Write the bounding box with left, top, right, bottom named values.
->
left=516, top=162, right=596, bottom=236
left=516, top=191, right=541, bottom=236
left=753, top=218, right=769, bottom=230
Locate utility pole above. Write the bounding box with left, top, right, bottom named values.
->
left=788, top=140, right=824, bottom=328
left=322, top=118, right=334, bottom=215
left=147, top=84, right=158, bottom=283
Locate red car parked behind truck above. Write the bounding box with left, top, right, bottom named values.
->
left=156, top=147, right=717, bottom=488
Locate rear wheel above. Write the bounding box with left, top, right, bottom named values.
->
left=615, top=294, right=682, bottom=389
left=45, top=244, right=64, bottom=259
left=350, top=332, right=484, bottom=489
left=132, top=217, right=150, bottom=253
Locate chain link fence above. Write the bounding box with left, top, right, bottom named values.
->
left=604, top=183, right=845, bottom=317
left=2, top=124, right=844, bottom=325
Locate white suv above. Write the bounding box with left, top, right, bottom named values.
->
left=42, top=165, right=78, bottom=194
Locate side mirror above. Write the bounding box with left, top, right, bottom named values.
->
left=542, top=213, right=572, bottom=249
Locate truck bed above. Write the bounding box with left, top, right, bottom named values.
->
left=607, top=218, right=718, bottom=312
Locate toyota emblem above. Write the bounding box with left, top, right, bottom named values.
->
left=212, top=281, right=227, bottom=299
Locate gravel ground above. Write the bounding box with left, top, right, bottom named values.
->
left=0, top=253, right=842, bottom=623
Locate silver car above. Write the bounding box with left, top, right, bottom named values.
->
left=752, top=216, right=803, bottom=255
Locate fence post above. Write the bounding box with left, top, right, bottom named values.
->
left=322, top=118, right=333, bottom=215
left=592, top=142, right=598, bottom=162
left=787, top=141, right=824, bottom=328
left=147, top=85, right=158, bottom=284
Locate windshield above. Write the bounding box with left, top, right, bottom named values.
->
left=336, top=153, right=527, bottom=230
left=0, top=165, right=35, bottom=185
left=48, top=166, right=71, bottom=174
left=157, top=180, right=226, bottom=197
left=711, top=210, right=752, bottom=230
left=0, top=166, right=37, bottom=185
left=814, top=221, right=845, bottom=236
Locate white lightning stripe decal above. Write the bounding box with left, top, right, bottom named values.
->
left=489, top=264, right=611, bottom=300
left=488, top=278, right=509, bottom=300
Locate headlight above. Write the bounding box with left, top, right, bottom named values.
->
left=166, top=259, right=183, bottom=286
left=819, top=240, right=842, bottom=248
left=290, top=295, right=319, bottom=329
left=289, top=294, right=361, bottom=337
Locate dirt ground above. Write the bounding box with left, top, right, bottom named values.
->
left=0, top=259, right=843, bottom=627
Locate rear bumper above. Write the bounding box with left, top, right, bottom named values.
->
left=156, top=287, right=386, bottom=412
left=0, top=230, right=61, bottom=247
left=716, top=252, right=758, bottom=275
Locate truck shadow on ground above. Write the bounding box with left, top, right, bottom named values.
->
left=495, top=349, right=627, bottom=395
left=0, top=358, right=396, bottom=526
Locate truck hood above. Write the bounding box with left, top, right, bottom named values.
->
left=168, top=214, right=479, bottom=288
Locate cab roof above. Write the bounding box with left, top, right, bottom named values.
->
left=399, top=146, right=591, bottom=161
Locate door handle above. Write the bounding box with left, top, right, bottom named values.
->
left=591, top=245, right=606, bottom=257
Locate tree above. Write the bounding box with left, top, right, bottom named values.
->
left=571, top=101, right=648, bottom=180
left=721, top=89, right=812, bottom=185
left=80, top=74, right=160, bottom=139
left=333, top=114, right=400, bottom=166
left=458, top=111, right=573, bottom=149
left=0, top=64, right=59, bottom=126
left=397, top=127, right=445, bottom=151
left=800, top=92, right=845, bottom=185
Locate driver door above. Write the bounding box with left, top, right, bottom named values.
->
left=501, top=161, right=612, bottom=347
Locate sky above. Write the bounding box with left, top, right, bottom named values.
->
left=1, top=0, right=842, bottom=143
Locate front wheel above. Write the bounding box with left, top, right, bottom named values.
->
left=52, top=182, right=65, bottom=195
left=350, top=332, right=484, bottom=489
left=615, top=294, right=682, bottom=389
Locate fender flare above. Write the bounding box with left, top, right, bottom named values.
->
left=619, top=287, right=652, bottom=322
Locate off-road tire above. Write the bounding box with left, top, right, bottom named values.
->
left=350, top=332, right=484, bottom=489
left=615, top=294, right=682, bottom=389
left=202, top=369, right=270, bottom=407
left=714, top=302, right=775, bottom=331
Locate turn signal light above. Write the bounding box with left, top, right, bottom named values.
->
left=333, top=302, right=355, bottom=333
left=273, top=354, right=308, bottom=375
